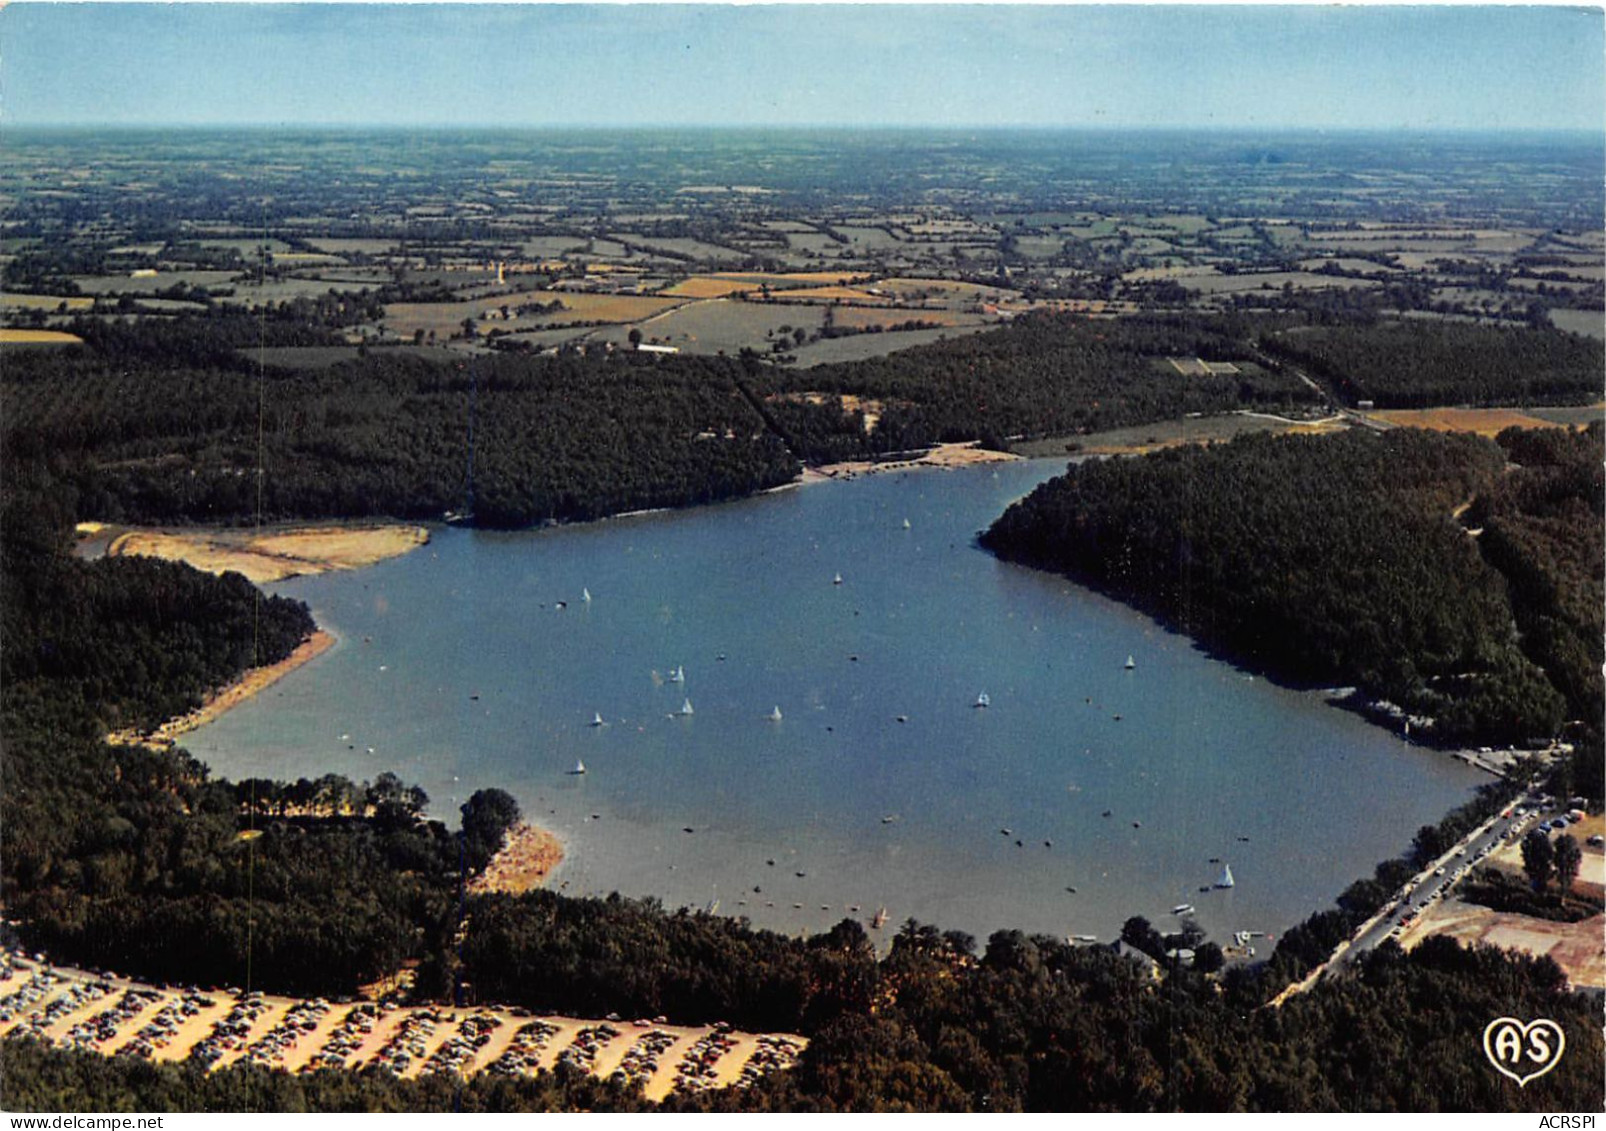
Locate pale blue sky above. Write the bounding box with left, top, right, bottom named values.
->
left=3, top=4, right=1602, bottom=130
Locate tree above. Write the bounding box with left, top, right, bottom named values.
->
left=1120, top=916, right=1165, bottom=960
left=460, top=788, right=521, bottom=872
left=1520, top=829, right=1555, bottom=891
left=1553, top=834, right=1583, bottom=895
left=628, top=328, right=643, bottom=349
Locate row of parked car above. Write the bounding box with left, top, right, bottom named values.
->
left=0, top=946, right=804, bottom=1093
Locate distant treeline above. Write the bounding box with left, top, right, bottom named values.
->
left=981, top=427, right=1599, bottom=750
left=4, top=316, right=798, bottom=529
left=1262, top=320, right=1603, bottom=408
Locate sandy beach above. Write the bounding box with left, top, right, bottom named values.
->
left=103, top=523, right=431, bottom=584
left=469, top=823, right=565, bottom=895
left=108, top=630, right=337, bottom=748
left=807, top=441, right=1021, bottom=481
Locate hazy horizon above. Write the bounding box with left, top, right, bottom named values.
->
left=4, top=4, right=1602, bottom=132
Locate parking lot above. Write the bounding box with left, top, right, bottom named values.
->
left=0, top=947, right=804, bottom=1102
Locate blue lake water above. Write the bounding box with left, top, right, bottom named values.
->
left=185, top=460, right=1485, bottom=947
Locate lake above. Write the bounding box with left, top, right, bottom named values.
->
left=185, top=459, right=1485, bottom=948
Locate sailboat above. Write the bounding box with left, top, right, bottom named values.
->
left=569, top=760, right=587, bottom=775
left=1215, top=864, right=1235, bottom=889
left=902, top=518, right=911, bottom=530
left=582, top=588, right=592, bottom=603
left=974, top=692, right=991, bottom=709
left=679, top=698, right=694, bottom=716
left=590, top=712, right=605, bottom=727
left=1124, top=655, right=1136, bottom=670
left=769, top=706, right=783, bottom=721
left=833, top=572, right=843, bottom=585
left=668, top=665, right=685, bottom=683
left=871, top=907, right=889, bottom=929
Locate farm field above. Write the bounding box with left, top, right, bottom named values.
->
left=0, top=293, right=95, bottom=311
left=594, top=296, right=823, bottom=355
left=69, top=270, right=238, bottom=294
left=827, top=305, right=980, bottom=330
left=792, top=325, right=985, bottom=365
left=1009, top=411, right=1347, bottom=458
left=1364, top=407, right=1576, bottom=436
left=383, top=291, right=685, bottom=340
left=0, top=328, right=83, bottom=344
left=1549, top=308, right=1605, bottom=338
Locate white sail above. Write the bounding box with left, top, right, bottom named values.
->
left=833, top=572, right=843, bottom=585
left=1216, top=864, right=1235, bottom=889
left=974, top=692, right=990, bottom=709
left=571, top=760, right=586, bottom=775
left=1124, top=655, right=1136, bottom=670
left=769, top=706, right=783, bottom=721
left=669, top=665, right=685, bottom=683
left=680, top=698, right=694, bottom=716
left=582, top=588, right=592, bottom=603
left=591, top=712, right=604, bottom=727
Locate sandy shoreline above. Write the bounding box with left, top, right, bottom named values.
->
left=807, top=441, right=1022, bottom=481
left=99, top=522, right=431, bottom=584
left=108, top=630, right=338, bottom=748
left=470, top=823, right=565, bottom=894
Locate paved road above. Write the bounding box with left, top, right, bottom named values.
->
left=1331, top=787, right=1559, bottom=971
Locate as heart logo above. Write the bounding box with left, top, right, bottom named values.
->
left=1483, top=1017, right=1566, bottom=1087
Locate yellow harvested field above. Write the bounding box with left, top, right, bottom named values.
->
left=107, top=524, right=430, bottom=584
left=715, top=271, right=869, bottom=285
left=662, top=277, right=760, bottom=299
left=0, top=294, right=94, bottom=311
left=771, top=286, right=892, bottom=305
left=0, top=329, right=83, bottom=344
left=1368, top=407, right=1573, bottom=436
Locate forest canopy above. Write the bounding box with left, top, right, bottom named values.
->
left=981, top=426, right=1598, bottom=747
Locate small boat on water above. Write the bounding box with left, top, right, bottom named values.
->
left=974, top=692, right=991, bottom=709
left=1172, top=904, right=1195, bottom=916
left=1124, top=655, right=1136, bottom=670
left=902, top=518, right=911, bottom=530
left=569, top=760, right=587, bottom=775
left=1215, top=864, right=1235, bottom=889
left=582, top=588, right=592, bottom=603
left=591, top=712, right=605, bottom=727
left=668, top=665, right=685, bottom=683
left=833, top=572, right=843, bottom=585
left=769, top=706, right=783, bottom=721
left=1069, top=934, right=1097, bottom=943
left=705, top=898, right=720, bottom=915
left=871, top=906, right=889, bottom=929
left=679, top=698, right=695, bottom=716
